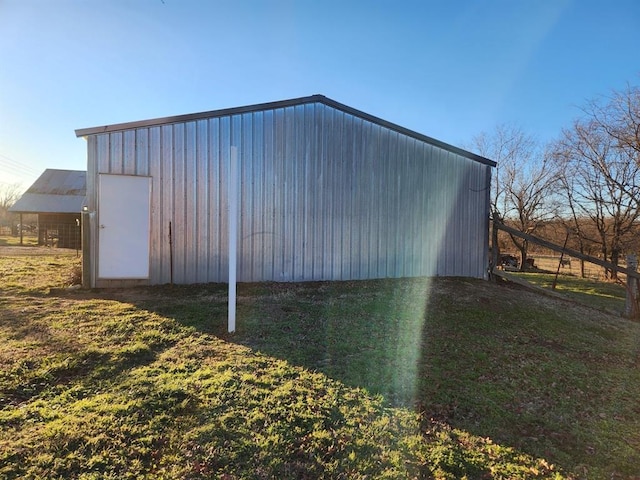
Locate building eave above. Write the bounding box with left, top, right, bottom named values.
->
left=75, top=94, right=496, bottom=167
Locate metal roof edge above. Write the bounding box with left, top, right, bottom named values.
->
left=40, top=168, right=87, bottom=174
left=316, top=96, right=496, bottom=167
left=74, top=95, right=325, bottom=137
left=75, top=94, right=496, bottom=167
left=8, top=193, right=86, bottom=214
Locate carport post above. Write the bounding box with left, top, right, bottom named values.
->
left=228, top=146, right=238, bottom=333
left=81, top=208, right=91, bottom=289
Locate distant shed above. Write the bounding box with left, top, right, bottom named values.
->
left=75, top=95, right=495, bottom=288
left=9, top=169, right=86, bottom=249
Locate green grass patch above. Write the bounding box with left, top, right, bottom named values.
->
left=0, top=233, right=39, bottom=247
left=0, top=253, right=80, bottom=294
left=509, top=272, right=626, bottom=314
left=2, top=254, right=639, bottom=478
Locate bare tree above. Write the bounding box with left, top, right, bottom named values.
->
left=470, top=124, right=536, bottom=220
left=553, top=162, right=592, bottom=277
left=0, top=183, right=21, bottom=208
left=586, top=84, right=640, bottom=160
left=0, top=183, right=22, bottom=228
left=552, top=117, right=640, bottom=279
left=470, top=125, right=557, bottom=269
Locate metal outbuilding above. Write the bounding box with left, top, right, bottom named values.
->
left=75, top=95, right=495, bottom=288
left=9, top=169, right=86, bottom=249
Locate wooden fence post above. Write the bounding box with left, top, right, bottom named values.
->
left=491, top=218, right=499, bottom=281
left=624, top=254, right=638, bottom=318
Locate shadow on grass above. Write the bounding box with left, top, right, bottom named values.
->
left=0, top=297, right=172, bottom=410
left=131, top=279, right=434, bottom=405
left=71, top=277, right=640, bottom=478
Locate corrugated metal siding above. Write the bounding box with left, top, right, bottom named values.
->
left=26, top=169, right=86, bottom=195
left=86, top=101, right=491, bottom=286
left=10, top=169, right=86, bottom=214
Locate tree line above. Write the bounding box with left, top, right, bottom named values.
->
left=471, top=82, right=640, bottom=278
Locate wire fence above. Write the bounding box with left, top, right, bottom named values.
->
left=503, top=253, right=622, bottom=281
left=1, top=223, right=81, bottom=250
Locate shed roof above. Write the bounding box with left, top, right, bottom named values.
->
left=75, top=94, right=496, bottom=167
left=9, top=169, right=86, bottom=214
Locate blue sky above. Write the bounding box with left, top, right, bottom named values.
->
left=1, top=0, right=639, bottom=191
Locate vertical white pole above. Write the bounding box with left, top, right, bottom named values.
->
left=228, top=146, right=238, bottom=333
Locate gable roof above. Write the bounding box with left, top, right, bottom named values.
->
left=75, top=95, right=496, bottom=167
left=9, top=169, right=86, bottom=214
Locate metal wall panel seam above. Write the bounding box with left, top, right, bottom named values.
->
left=204, top=118, right=213, bottom=281
left=112, top=132, right=124, bottom=174
left=174, top=123, right=182, bottom=282
left=135, top=128, right=149, bottom=177
left=368, top=122, right=380, bottom=279
left=253, top=112, right=260, bottom=281
left=285, top=106, right=296, bottom=281
left=263, top=110, right=272, bottom=281
left=185, top=121, right=197, bottom=283
left=123, top=130, right=135, bottom=175
left=195, top=120, right=208, bottom=283
left=148, top=127, right=160, bottom=284
left=160, top=125, right=173, bottom=284
left=300, top=104, right=311, bottom=281
left=349, top=115, right=361, bottom=279
left=313, top=104, right=325, bottom=280
left=207, top=118, right=218, bottom=282
left=210, top=118, right=218, bottom=283
left=329, top=108, right=341, bottom=280
left=244, top=113, right=253, bottom=280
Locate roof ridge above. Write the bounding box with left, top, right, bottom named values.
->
left=75, top=95, right=495, bottom=167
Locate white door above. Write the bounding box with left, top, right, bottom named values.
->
left=98, top=174, right=151, bottom=279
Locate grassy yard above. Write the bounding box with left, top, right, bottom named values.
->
left=508, top=272, right=627, bottom=315
left=0, top=232, right=39, bottom=247
left=1, top=250, right=640, bottom=478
